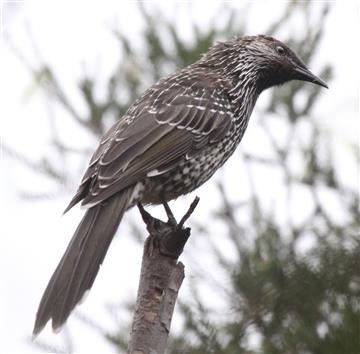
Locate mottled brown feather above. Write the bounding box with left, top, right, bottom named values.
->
left=66, top=77, right=234, bottom=210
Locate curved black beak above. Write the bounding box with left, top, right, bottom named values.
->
left=293, top=65, right=328, bottom=89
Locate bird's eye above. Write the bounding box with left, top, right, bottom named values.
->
left=276, top=46, right=285, bottom=55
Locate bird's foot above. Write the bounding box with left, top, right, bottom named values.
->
left=137, top=197, right=200, bottom=258
left=161, top=200, right=177, bottom=227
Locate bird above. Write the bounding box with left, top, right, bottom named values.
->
left=33, top=34, right=328, bottom=336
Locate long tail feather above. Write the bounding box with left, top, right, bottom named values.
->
left=33, top=187, right=134, bottom=336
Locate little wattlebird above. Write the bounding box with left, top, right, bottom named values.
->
left=33, top=35, right=327, bottom=335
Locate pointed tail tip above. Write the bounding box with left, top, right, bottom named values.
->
left=31, top=323, right=43, bottom=340
left=32, top=319, right=65, bottom=338
left=53, top=323, right=64, bottom=334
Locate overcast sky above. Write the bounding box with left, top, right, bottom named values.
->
left=1, top=1, right=358, bottom=353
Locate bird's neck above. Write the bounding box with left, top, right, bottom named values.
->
left=227, top=73, right=261, bottom=122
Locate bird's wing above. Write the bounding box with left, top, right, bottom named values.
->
left=66, top=83, right=234, bottom=209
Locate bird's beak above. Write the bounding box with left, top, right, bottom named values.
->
left=293, top=65, right=328, bottom=89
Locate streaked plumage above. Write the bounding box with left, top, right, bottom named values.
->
left=33, top=35, right=327, bottom=336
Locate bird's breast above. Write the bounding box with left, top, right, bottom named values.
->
left=141, top=124, right=246, bottom=205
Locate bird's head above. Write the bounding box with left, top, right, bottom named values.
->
left=242, top=35, right=328, bottom=90
left=202, top=35, right=328, bottom=92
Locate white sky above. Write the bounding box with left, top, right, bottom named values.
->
left=0, top=1, right=359, bottom=353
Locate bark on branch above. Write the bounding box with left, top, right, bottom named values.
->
left=127, top=197, right=200, bottom=354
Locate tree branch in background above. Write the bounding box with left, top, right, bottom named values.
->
left=128, top=198, right=199, bottom=354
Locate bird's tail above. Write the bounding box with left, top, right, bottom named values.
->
left=33, top=187, right=134, bottom=336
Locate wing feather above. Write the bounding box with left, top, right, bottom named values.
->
left=82, top=129, right=191, bottom=205
left=66, top=74, right=234, bottom=210
left=98, top=123, right=173, bottom=179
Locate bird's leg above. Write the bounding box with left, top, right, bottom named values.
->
left=137, top=202, right=166, bottom=256
left=177, top=196, right=200, bottom=230
left=161, top=199, right=177, bottom=227
left=160, top=196, right=200, bottom=257
left=137, top=202, right=153, bottom=226
left=137, top=202, right=168, bottom=233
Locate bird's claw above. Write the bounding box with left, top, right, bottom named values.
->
left=137, top=197, right=200, bottom=259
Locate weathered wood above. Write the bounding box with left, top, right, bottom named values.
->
left=127, top=197, right=199, bottom=354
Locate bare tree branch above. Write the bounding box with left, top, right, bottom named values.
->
left=127, top=198, right=199, bottom=354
